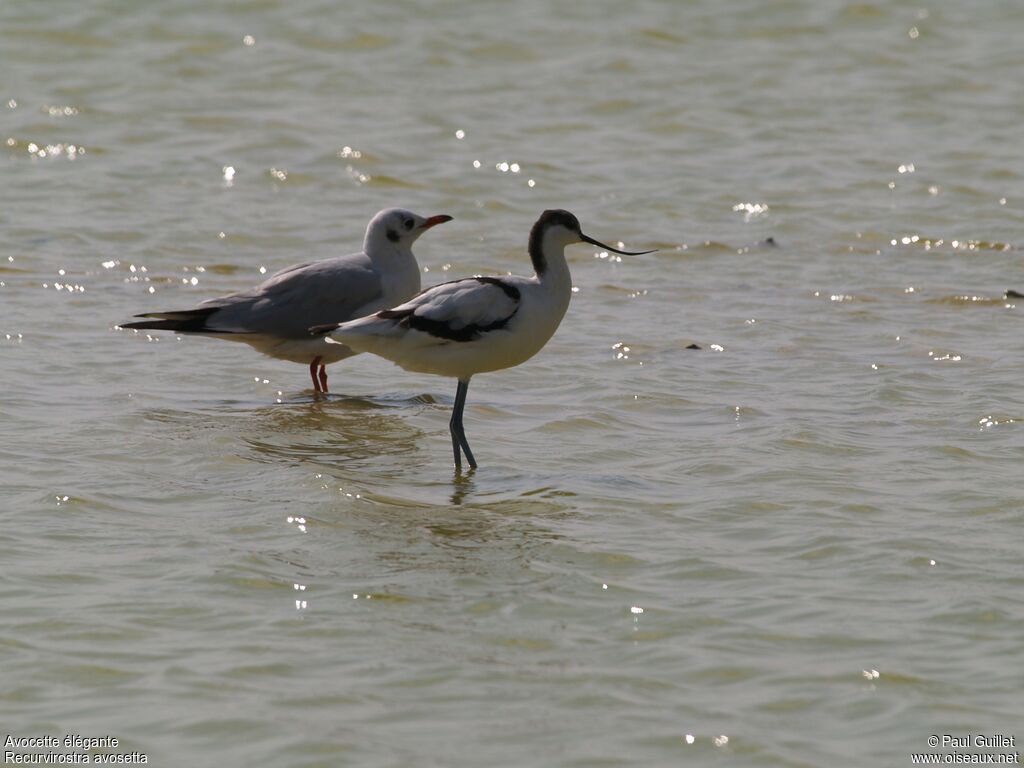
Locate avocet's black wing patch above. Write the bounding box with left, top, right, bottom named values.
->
left=377, top=277, right=520, bottom=342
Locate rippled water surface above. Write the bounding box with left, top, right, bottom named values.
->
left=3, top=1, right=1023, bottom=765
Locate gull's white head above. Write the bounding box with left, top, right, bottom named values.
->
left=365, top=208, right=452, bottom=253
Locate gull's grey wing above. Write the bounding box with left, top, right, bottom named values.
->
left=198, top=254, right=384, bottom=339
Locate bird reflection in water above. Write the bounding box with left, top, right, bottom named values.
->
left=242, top=394, right=430, bottom=469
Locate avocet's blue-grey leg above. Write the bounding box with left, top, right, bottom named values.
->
left=449, top=378, right=477, bottom=470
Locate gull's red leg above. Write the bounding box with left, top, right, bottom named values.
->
left=318, top=364, right=328, bottom=393
left=309, top=357, right=323, bottom=393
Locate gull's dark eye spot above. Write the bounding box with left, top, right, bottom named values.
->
left=403, top=218, right=414, bottom=230
left=386, top=228, right=399, bottom=243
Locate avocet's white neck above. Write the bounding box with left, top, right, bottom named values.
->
left=532, top=225, right=573, bottom=277
left=530, top=229, right=574, bottom=329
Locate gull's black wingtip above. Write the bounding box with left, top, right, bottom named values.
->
left=309, top=323, right=339, bottom=336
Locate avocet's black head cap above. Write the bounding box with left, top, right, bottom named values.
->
left=528, top=209, right=655, bottom=274
left=528, top=210, right=578, bottom=274
left=537, top=209, right=582, bottom=233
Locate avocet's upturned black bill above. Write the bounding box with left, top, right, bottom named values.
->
left=578, top=233, right=655, bottom=256
left=311, top=209, right=656, bottom=470
left=118, top=208, right=452, bottom=393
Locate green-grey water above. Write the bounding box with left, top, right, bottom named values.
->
left=2, top=1, right=1023, bottom=765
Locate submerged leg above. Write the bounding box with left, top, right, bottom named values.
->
left=309, top=356, right=323, bottom=393
left=449, top=378, right=477, bottom=470
left=318, top=364, right=328, bottom=393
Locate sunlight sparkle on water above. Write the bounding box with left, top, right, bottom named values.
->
left=493, top=161, right=522, bottom=174
left=714, top=735, right=729, bottom=747
left=732, top=202, right=768, bottom=221
left=979, top=416, right=1015, bottom=430
left=346, top=165, right=370, bottom=184
left=886, top=235, right=999, bottom=252
left=24, top=141, right=82, bottom=160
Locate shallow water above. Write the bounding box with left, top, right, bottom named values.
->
left=2, top=1, right=1023, bottom=765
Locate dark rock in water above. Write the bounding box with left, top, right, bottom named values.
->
left=686, top=343, right=702, bottom=350
left=1005, top=289, right=1024, bottom=299
left=763, top=236, right=777, bottom=247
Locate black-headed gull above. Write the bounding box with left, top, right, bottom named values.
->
left=121, top=208, right=451, bottom=392
left=311, top=209, right=654, bottom=469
